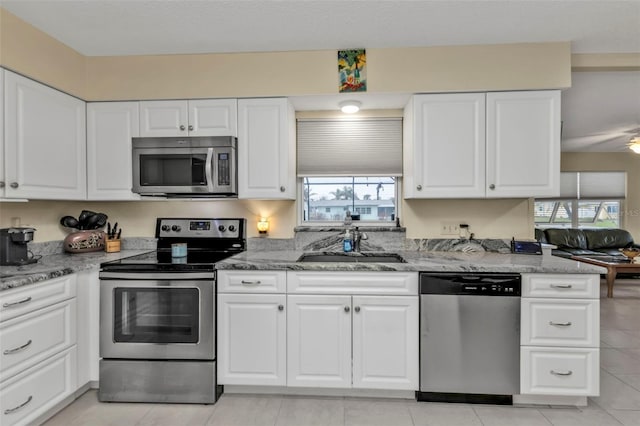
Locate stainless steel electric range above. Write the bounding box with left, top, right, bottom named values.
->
left=98, top=218, right=246, bottom=404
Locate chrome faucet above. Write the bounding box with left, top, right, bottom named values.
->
left=352, top=227, right=368, bottom=252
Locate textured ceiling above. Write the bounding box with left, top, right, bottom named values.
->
left=2, top=1, right=639, bottom=152
left=2, top=0, right=639, bottom=56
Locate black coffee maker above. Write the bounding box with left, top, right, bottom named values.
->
left=0, top=227, right=37, bottom=266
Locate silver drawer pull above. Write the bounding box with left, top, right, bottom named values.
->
left=2, top=297, right=33, bottom=308
left=549, top=321, right=572, bottom=327
left=4, top=395, right=33, bottom=415
left=240, top=280, right=261, bottom=285
left=550, top=370, right=573, bottom=376
left=550, top=284, right=572, bottom=289
left=3, top=339, right=33, bottom=355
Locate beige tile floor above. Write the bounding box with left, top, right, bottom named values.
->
left=45, top=278, right=640, bottom=426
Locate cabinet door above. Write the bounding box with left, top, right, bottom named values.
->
left=486, top=90, right=561, bottom=198
left=352, top=296, right=419, bottom=390
left=139, top=100, right=188, bottom=137
left=217, top=294, right=286, bottom=386
left=404, top=93, right=486, bottom=198
left=238, top=98, right=296, bottom=199
left=287, top=295, right=351, bottom=388
left=87, top=102, right=140, bottom=200
left=188, top=99, right=237, bottom=137
left=4, top=71, right=86, bottom=200
left=75, top=269, right=100, bottom=387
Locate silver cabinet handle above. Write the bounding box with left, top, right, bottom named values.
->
left=4, top=395, right=33, bottom=415
left=278, top=305, right=284, bottom=311
left=344, top=306, right=350, bottom=313
left=3, top=296, right=32, bottom=308
left=10, top=182, right=19, bottom=189
left=416, top=185, right=422, bottom=190
left=179, top=125, right=186, bottom=131
left=0, top=181, right=4, bottom=188
left=354, top=306, right=360, bottom=313
left=188, top=125, right=194, bottom=131
left=280, top=186, right=286, bottom=192
left=240, top=280, right=261, bottom=285
left=550, top=370, right=573, bottom=376
left=4, top=339, right=32, bottom=355
left=549, top=321, right=572, bottom=327
left=550, top=284, right=572, bottom=289
left=489, top=184, right=495, bottom=190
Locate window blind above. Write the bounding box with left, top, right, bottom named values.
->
left=297, top=118, right=402, bottom=176
left=578, top=172, right=626, bottom=200
left=546, top=171, right=626, bottom=200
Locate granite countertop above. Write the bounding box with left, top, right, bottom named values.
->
left=216, top=250, right=608, bottom=274
left=0, top=250, right=152, bottom=292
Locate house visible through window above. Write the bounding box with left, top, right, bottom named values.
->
left=534, top=172, right=625, bottom=229
left=302, top=177, right=396, bottom=223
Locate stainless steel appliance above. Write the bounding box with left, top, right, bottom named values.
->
left=132, top=136, right=237, bottom=197
left=99, top=218, right=246, bottom=404
left=0, top=227, right=37, bottom=266
left=418, top=273, right=521, bottom=405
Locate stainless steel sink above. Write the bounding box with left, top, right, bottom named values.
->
left=296, top=253, right=406, bottom=263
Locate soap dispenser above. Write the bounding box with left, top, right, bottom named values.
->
left=343, top=229, right=353, bottom=252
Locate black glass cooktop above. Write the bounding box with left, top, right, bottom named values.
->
left=101, top=249, right=239, bottom=272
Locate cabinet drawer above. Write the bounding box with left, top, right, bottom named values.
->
left=0, top=347, right=77, bottom=426
left=0, top=275, right=76, bottom=322
left=521, top=274, right=599, bottom=299
left=1, top=299, right=76, bottom=381
left=521, top=299, right=599, bottom=347
left=287, top=271, right=418, bottom=295
left=218, top=271, right=286, bottom=293
left=521, top=347, right=599, bottom=396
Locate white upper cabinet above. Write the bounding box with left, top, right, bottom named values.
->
left=237, top=98, right=296, bottom=200
left=139, top=99, right=237, bottom=137
left=86, top=102, right=140, bottom=200
left=486, top=91, right=561, bottom=198
left=404, top=93, right=486, bottom=198
left=4, top=71, right=86, bottom=200
left=404, top=90, right=560, bottom=199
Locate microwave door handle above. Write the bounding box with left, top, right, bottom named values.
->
left=205, top=148, right=215, bottom=192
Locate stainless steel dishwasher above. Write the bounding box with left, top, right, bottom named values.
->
left=418, top=273, right=521, bottom=404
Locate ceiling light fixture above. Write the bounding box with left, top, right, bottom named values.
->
left=339, top=100, right=361, bottom=114
left=629, top=137, right=640, bottom=154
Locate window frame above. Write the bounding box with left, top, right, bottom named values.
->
left=297, top=177, right=402, bottom=227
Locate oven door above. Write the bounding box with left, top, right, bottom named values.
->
left=99, top=274, right=214, bottom=360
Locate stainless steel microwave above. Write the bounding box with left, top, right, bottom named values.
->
left=132, top=136, right=237, bottom=197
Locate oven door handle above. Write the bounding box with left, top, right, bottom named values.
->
left=99, top=272, right=215, bottom=280
left=205, top=148, right=215, bottom=192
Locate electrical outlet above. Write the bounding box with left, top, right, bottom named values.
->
left=440, top=222, right=459, bottom=235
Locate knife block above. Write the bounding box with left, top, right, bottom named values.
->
left=105, top=239, right=121, bottom=253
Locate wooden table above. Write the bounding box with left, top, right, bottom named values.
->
left=571, top=255, right=640, bottom=297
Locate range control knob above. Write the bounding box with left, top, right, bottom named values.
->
left=218, top=225, right=226, bottom=232
left=228, top=225, right=236, bottom=232
left=161, top=225, right=170, bottom=232
left=171, top=225, right=181, bottom=232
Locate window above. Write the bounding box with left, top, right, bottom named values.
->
left=534, top=200, right=621, bottom=228
left=302, top=177, right=397, bottom=223
left=535, top=171, right=625, bottom=229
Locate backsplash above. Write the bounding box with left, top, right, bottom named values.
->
left=30, top=237, right=157, bottom=256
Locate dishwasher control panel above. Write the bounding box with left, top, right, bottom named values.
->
left=419, top=273, right=521, bottom=296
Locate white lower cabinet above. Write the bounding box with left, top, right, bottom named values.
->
left=217, top=293, right=287, bottom=386
left=520, top=274, right=600, bottom=397
left=286, top=290, right=419, bottom=390
left=287, top=295, right=352, bottom=388
left=0, top=275, right=78, bottom=426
